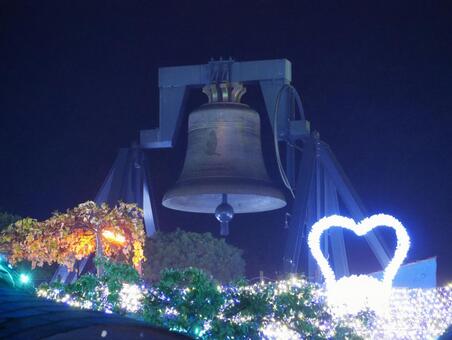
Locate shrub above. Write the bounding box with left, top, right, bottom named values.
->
left=143, top=229, right=245, bottom=283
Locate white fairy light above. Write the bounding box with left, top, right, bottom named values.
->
left=308, top=214, right=410, bottom=315
left=261, top=321, right=301, bottom=340
left=327, top=274, right=390, bottom=315
left=37, top=279, right=452, bottom=339
left=164, top=306, right=179, bottom=317
left=36, top=286, right=94, bottom=310
left=119, top=283, right=144, bottom=313
left=337, top=286, right=452, bottom=339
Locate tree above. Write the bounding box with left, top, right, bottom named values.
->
left=143, top=229, right=245, bottom=283
left=0, top=211, right=56, bottom=284
left=0, top=201, right=146, bottom=275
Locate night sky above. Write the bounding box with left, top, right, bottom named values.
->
left=1, top=1, right=451, bottom=284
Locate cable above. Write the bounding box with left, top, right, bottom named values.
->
left=272, top=85, right=306, bottom=199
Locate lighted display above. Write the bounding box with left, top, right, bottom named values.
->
left=308, top=214, right=410, bottom=314
left=101, top=229, right=126, bottom=244
left=35, top=215, right=452, bottom=339
left=37, top=278, right=452, bottom=339
left=19, top=273, right=30, bottom=284
left=119, top=283, right=144, bottom=313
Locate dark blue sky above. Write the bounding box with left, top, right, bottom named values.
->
left=1, top=1, right=451, bottom=283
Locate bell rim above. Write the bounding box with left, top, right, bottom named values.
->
left=162, top=177, right=287, bottom=214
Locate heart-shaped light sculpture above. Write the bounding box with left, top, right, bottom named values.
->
left=308, top=214, right=410, bottom=315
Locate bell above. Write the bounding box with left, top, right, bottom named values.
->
left=162, top=82, right=286, bottom=228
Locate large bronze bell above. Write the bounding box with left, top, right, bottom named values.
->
left=162, top=82, right=286, bottom=234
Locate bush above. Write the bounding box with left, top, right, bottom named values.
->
left=38, top=263, right=364, bottom=339
left=143, top=267, right=225, bottom=337
left=142, top=269, right=361, bottom=339
left=143, top=229, right=245, bottom=283
left=37, top=257, right=141, bottom=313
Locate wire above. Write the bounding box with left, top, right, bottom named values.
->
left=273, top=84, right=306, bottom=199
left=287, top=141, right=303, bottom=152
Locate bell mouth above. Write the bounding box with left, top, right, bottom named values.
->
left=162, top=177, right=287, bottom=214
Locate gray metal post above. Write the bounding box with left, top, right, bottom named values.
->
left=283, top=137, right=316, bottom=273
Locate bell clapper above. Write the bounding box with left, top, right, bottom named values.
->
left=284, top=212, right=291, bottom=229
left=215, top=193, right=234, bottom=236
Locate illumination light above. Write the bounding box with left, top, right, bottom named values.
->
left=308, top=214, right=410, bottom=315
left=37, top=279, right=452, bottom=339
left=19, top=273, right=30, bottom=284
left=336, top=286, right=452, bottom=339
left=261, top=321, right=301, bottom=340
left=102, top=229, right=126, bottom=244
left=119, top=283, right=144, bottom=313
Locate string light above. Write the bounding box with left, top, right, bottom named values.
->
left=37, top=287, right=94, bottom=310
left=36, top=214, right=451, bottom=339
left=19, top=273, right=31, bottom=284
left=308, top=214, right=410, bottom=314
left=119, top=283, right=144, bottom=313
left=335, top=286, right=452, bottom=339
left=37, top=279, right=452, bottom=339
left=101, top=229, right=126, bottom=244
left=261, top=321, right=301, bottom=340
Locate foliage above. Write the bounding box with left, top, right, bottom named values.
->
left=38, top=257, right=141, bottom=313
left=0, top=201, right=146, bottom=273
left=0, top=212, right=54, bottom=284
left=143, top=268, right=225, bottom=337
left=144, top=272, right=360, bottom=339
left=143, top=229, right=245, bottom=283
left=95, top=256, right=140, bottom=307
left=38, top=264, right=363, bottom=339
left=0, top=211, right=21, bottom=231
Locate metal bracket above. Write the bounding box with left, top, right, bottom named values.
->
left=208, top=58, right=234, bottom=84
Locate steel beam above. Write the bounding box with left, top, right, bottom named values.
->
left=284, top=137, right=316, bottom=273
left=318, top=141, right=391, bottom=268
left=324, top=174, right=350, bottom=278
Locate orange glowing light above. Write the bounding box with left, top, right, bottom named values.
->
left=102, top=230, right=126, bottom=244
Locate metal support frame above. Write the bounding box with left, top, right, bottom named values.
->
left=140, top=59, right=309, bottom=148
left=139, top=58, right=390, bottom=281
left=318, top=142, right=391, bottom=267
left=94, top=146, right=157, bottom=237
left=283, top=135, right=391, bottom=279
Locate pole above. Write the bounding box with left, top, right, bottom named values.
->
left=95, top=230, right=104, bottom=277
